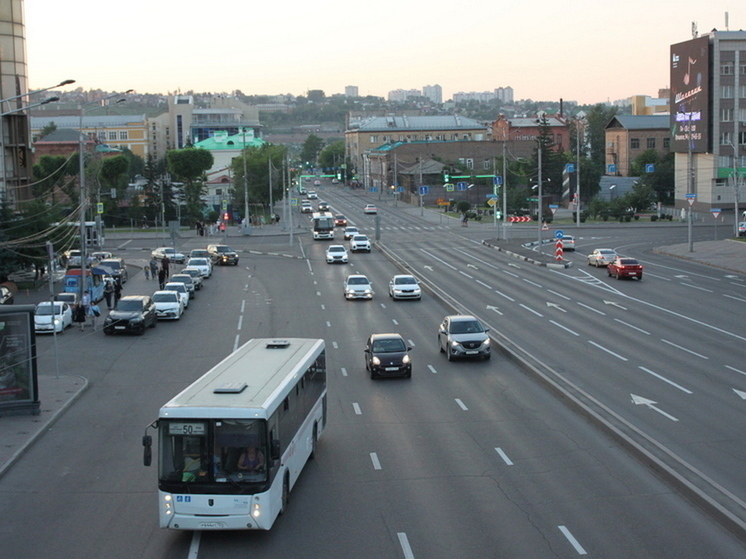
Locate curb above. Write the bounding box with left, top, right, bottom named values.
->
left=481, top=239, right=572, bottom=269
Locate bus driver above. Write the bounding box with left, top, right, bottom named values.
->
left=237, top=446, right=265, bottom=472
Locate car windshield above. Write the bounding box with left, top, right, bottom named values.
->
left=216, top=246, right=233, bottom=253
left=372, top=338, right=406, bottom=353
left=171, top=276, right=191, bottom=284
left=189, top=259, right=208, bottom=266
left=600, top=250, right=616, bottom=255
left=450, top=320, right=483, bottom=334
left=619, top=259, right=639, bottom=265
left=153, top=293, right=178, bottom=302
left=36, top=304, right=63, bottom=316
left=165, top=284, right=186, bottom=293
left=329, top=247, right=345, bottom=252
left=100, top=260, right=121, bottom=270
left=348, top=277, right=369, bottom=285
left=353, top=235, right=367, bottom=241
left=395, top=277, right=416, bottom=285
left=116, top=300, right=142, bottom=312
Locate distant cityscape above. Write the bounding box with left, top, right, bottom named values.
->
left=343, top=84, right=514, bottom=105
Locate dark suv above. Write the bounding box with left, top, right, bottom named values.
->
left=438, top=315, right=491, bottom=361
left=364, top=333, right=412, bottom=379
left=104, top=295, right=157, bottom=335
left=98, top=258, right=128, bottom=284
left=207, top=244, right=239, bottom=266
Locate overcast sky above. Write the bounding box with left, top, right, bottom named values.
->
left=25, top=1, right=745, bottom=104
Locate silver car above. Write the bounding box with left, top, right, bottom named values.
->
left=438, top=315, right=491, bottom=361
left=344, top=275, right=373, bottom=300
left=587, top=248, right=618, bottom=267
left=388, top=275, right=421, bottom=300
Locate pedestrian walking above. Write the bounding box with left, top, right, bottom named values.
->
left=73, top=302, right=87, bottom=331
left=103, top=279, right=114, bottom=309
left=158, top=268, right=166, bottom=290
left=88, top=301, right=101, bottom=331
left=113, top=279, right=123, bottom=305
left=161, top=255, right=170, bottom=278
left=149, top=257, right=158, bottom=280
left=144, top=264, right=150, bottom=280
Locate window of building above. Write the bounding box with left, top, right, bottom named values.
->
left=739, top=108, right=746, bottom=123
left=663, top=137, right=670, bottom=149
left=215, top=189, right=222, bottom=196
left=466, top=159, right=474, bottom=170
left=98, top=132, right=106, bottom=140
left=721, top=108, right=733, bottom=121
left=108, top=131, right=117, bottom=141
left=740, top=131, right=746, bottom=146
left=721, top=63, right=734, bottom=75
left=630, top=138, right=640, bottom=149
left=119, top=131, right=128, bottom=140
left=722, top=85, right=734, bottom=98
left=370, top=136, right=378, bottom=143
left=741, top=64, right=746, bottom=76
left=483, top=159, right=491, bottom=170
left=740, top=85, right=746, bottom=98
left=647, top=138, right=656, bottom=149
left=720, top=132, right=732, bottom=145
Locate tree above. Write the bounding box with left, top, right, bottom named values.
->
left=300, top=134, right=325, bottom=167
left=230, top=144, right=289, bottom=217
left=38, top=122, right=57, bottom=140
left=31, top=155, right=71, bottom=201
left=585, top=104, right=619, bottom=167
left=166, top=148, right=214, bottom=223
left=631, top=150, right=674, bottom=205
left=532, top=114, right=565, bottom=196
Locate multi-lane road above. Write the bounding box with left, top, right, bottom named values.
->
left=2, top=187, right=745, bottom=558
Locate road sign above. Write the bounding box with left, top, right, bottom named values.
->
left=486, top=194, right=498, bottom=200
left=370, top=187, right=378, bottom=192
left=97, top=203, right=104, bottom=214
left=509, top=216, right=531, bottom=222
left=686, top=193, right=697, bottom=206
left=527, top=197, right=538, bottom=202
left=645, top=164, right=655, bottom=173
left=549, top=204, right=558, bottom=215
left=419, top=185, right=429, bottom=195
left=607, top=164, right=617, bottom=174
left=555, top=239, right=564, bottom=260
left=711, top=208, right=722, bottom=219
left=457, top=182, right=467, bottom=191
left=291, top=198, right=298, bottom=206
left=396, top=186, right=404, bottom=193
left=444, top=183, right=454, bottom=192
left=487, top=198, right=496, bottom=207
left=555, top=230, right=564, bottom=239
left=565, top=163, right=575, bottom=173
left=494, top=176, right=503, bottom=186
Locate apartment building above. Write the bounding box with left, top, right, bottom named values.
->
left=604, top=115, right=671, bottom=176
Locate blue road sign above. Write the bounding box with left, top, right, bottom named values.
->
left=396, top=186, right=405, bottom=193
left=419, top=185, right=429, bottom=195
left=370, top=187, right=378, bottom=193
left=457, top=182, right=467, bottom=191
left=494, top=176, right=503, bottom=185
left=645, top=164, right=655, bottom=173
left=565, top=164, right=575, bottom=173
left=607, top=164, right=617, bottom=174
left=555, top=230, right=564, bottom=239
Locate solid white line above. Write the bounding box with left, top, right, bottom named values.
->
left=494, top=290, right=515, bottom=302
left=476, top=280, right=493, bottom=289
left=237, top=315, right=243, bottom=330
left=660, top=339, right=709, bottom=359
left=341, top=367, right=348, bottom=377
left=352, top=403, right=362, bottom=415
left=547, top=289, right=571, bottom=300
left=306, top=259, right=312, bottom=272
left=522, top=278, right=543, bottom=288
left=588, top=340, right=628, bottom=361
left=370, top=452, right=382, bottom=470
left=549, top=320, right=579, bottom=336
left=680, top=283, right=713, bottom=293
left=577, top=302, right=605, bottom=315
left=495, top=447, right=514, bottom=465
left=428, top=364, right=437, bottom=374
left=614, top=318, right=650, bottom=335
left=397, top=533, right=415, bottom=559
left=723, top=294, right=746, bottom=303
left=726, top=365, right=746, bottom=376
left=455, top=398, right=468, bottom=411
left=188, top=531, right=201, bottom=559
left=392, top=319, right=399, bottom=325
left=519, top=303, right=543, bottom=317
left=233, top=335, right=240, bottom=352
left=558, top=525, right=587, bottom=555
left=638, top=366, right=693, bottom=394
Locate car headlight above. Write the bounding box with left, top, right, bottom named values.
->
left=482, top=339, right=490, bottom=346
left=402, top=355, right=411, bottom=364
left=450, top=340, right=459, bottom=347
left=371, top=357, right=381, bottom=365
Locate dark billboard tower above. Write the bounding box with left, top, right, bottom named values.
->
left=670, top=36, right=711, bottom=154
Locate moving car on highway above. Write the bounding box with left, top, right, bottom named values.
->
left=587, top=248, right=618, bottom=267
left=438, top=315, right=491, bottom=361
left=325, top=245, right=349, bottom=264
left=344, top=274, right=373, bottom=300
left=364, top=333, right=412, bottom=379
left=607, top=257, right=643, bottom=280
left=388, top=275, right=421, bottom=300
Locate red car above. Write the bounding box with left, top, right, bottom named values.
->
left=334, top=214, right=348, bottom=227
left=607, top=257, right=643, bottom=280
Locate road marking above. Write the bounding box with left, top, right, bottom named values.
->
left=459, top=271, right=474, bottom=279
left=732, top=389, right=746, bottom=400
left=455, top=398, right=468, bottom=411
left=546, top=302, right=566, bottom=312
left=467, top=263, right=478, bottom=270
left=680, top=283, right=713, bottom=293
left=237, top=315, right=243, bottom=330
left=604, top=300, right=627, bottom=310
left=397, top=533, right=415, bottom=559
left=547, top=289, right=571, bottom=300
left=495, top=447, right=514, bottom=465
left=189, top=531, right=201, bottom=559
left=486, top=305, right=503, bottom=315
left=643, top=272, right=671, bottom=281
left=503, top=270, right=519, bottom=278
left=549, top=320, right=579, bottom=336
left=631, top=394, right=679, bottom=421
left=726, top=365, right=746, bottom=376
left=233, top=335, right=240, bottom=352
left=522, top=278, right=543, bottom=288
left=660, top=339, right=708, bottom=359
left=420, top=249, right=458, bottom=270
left=380, top=303, right=387, bottom=309
left=558, top=525, right=587, bottom=555
left=240, top=300, right=246, bottom=313
left=428, top=365, right=437, bottom=374
left=320, top=304, right=326, bottom=310
left=723, top=294, right=746, bottom=303
left=588, top=341, right=628, bottom=361
left=353, top=403, right=362, bottom=415
left=494, top=290, right=515, bottom=302
left=332, top=341, right=338, bottom=349
left=577, top=302, right=605, bottom=315
left=614, top=318, right=650, bottom=335
left=316, top=291, right=321, bottom=296
left=408, top=339, right=415, bottom=347
left=341, top=367, right=348, bottom=377
left=326, top=321, right=331, bottom=327
left=370, top=452, right=382, bottom=470
left=476, top=279, right=493, bottom=289
left=519, top=303, right=543, bottom=317
left=638, top=366, right=692, bottom=394
left=392, top=318, right=399, bottom=325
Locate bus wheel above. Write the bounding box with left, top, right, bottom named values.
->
left=280, top=474, right=289, bottom=515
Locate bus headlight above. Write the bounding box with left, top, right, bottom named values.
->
left=163, top=494, right=173, bottom=515
left=251, top=503, right=261, bottom=518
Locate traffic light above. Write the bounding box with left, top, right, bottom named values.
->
left=443, top=169, right=450, bottom=182
left=223, top=212, right=230, bottom=221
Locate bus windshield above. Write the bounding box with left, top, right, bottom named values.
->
left=159, top=419, right=268, bottom=484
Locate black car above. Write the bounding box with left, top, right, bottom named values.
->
left=103, top=295, right=157, bottom=335
left=98, top=258, right=129, bottom=284
left=364, top=333, right=412, bottom=379
left=207, top=244, right=239, bottom=266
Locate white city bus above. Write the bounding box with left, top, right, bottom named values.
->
left=143, top=338, right=327, bottom=530
left=311, top=211, right=334, bottom=240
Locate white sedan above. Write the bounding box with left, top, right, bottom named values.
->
left=388, top=275, right=422, bottom=300
left=163, top=282, right=190, bottom=309
left=186, top=257, right=212, bottom=278
left=152, top=247, right=186, bottom=264
left=34, top=301, right=73, bottom=334
left=152, top=290, right=185, bottom=320
left=363, top=204, right=378, bottom=214
left=587, top=248, right=618, bottom=267
left=325, top=245, right=349, bottom=264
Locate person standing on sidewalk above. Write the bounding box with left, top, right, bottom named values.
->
left=103, top=279, right=114, bottom=309
left=161, top=255, right=170, bottom=278
left=158, top=268, right=166, bottom=290
left=149, top=257, right=158, bottom=280
left=144, top=264, right=151, bottom=280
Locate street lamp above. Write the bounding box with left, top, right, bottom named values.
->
left=609, top=184, right=617, bottom=201
left=78, top=90, right=133, bottom=302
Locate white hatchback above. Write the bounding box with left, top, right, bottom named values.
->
left=34, top=301, right=73, bottom=334
left=350, top=234, right=371, bottom=252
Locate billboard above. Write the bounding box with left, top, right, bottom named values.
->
left=0, top=306, right=39, bottom=417
left=670, top=36, right=710, bottom=153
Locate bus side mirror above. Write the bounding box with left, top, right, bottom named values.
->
left=143, top=435, right=152, bottom=467
left=270, top=439, right=281, bottom=461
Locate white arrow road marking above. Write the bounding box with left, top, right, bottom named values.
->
left=604, top=300, right=627, bottom=310
left=733, top=389, right=746, bottom=400
left=467, top=263, right=478, bottom=270
left=486, top=305, right=503, bottom=315
left=508, top=262, right=520, bottom=268
left=546, top=302, right=566, bottom=312
left=631, top=394, right=679, bottom=421
left=424, top=265, right=434, bottom=271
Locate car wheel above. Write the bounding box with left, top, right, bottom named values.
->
left=587, top=259, right=592, bottom=266
left=136, top=326, right=145, bottom=336
left=607, top=269, right=612, bottom=277
left=483, top=353, right=491, bottom=361
left=280, top=474, right=289, bottom=515
left=638, top=274, right=643, bottom=280
left=446, top=347, right=454, bottom=361
left=104, top=329, right=112, bottom=335
left=616, top=273, right=622, bottom=280
left=438, top=337, right=444, bottom=353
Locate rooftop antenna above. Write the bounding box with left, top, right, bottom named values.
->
left=692, top=21, right=698, bottom=38
left=725, top=12, right=729, bottom=31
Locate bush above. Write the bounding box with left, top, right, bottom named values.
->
left=650, top=215, right=658, bottom=222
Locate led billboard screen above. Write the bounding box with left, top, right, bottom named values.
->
left=670, top=36, right=710, bottom=153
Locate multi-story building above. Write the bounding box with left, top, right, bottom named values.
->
left=604, top=115, right=671, bottom=176
left=345, top=114, right=489, bottom=184
left=630, top=90, right=670, bottom=115
left=387, top=89, right=421, bottom=102
left=422, top=85, right=443, bottom=104
left=491, top=113, right=571, bottom=155
left=670, top=31, right=746, bottom=214
left=345, top=86, right=359, bottom=98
